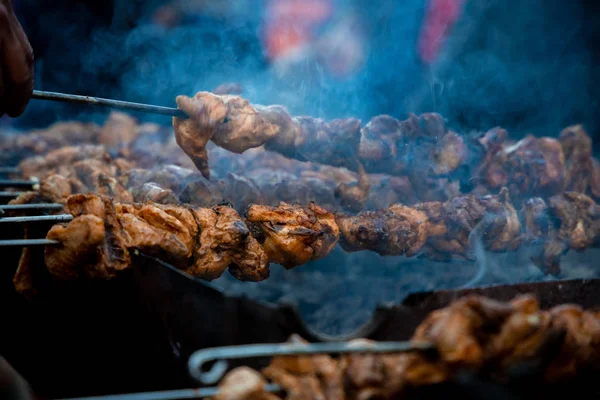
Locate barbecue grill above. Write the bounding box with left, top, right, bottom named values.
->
left=1, top=169, right=600, bottom=399
left=2, top=93, right=600, bottom=400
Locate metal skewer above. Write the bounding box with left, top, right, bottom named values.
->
left=32, top=90, right=188, bottom=118
left=0, top=203, right=63, bottom=211
left=0, top=167, right=20, bottom=174
left=0, top=214, right=73, bottom=223
left=58, top=384, right=282, bottom=400
left=0, top=239, right=60, bottom=247
left=188, top=341, right=435, bottom=385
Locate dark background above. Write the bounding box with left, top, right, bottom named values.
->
left=12, top=0, right=600, bottom=149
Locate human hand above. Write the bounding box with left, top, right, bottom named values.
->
left=0, top=357, right=32, bottom=400
left=0, top=0, right=34, bottom=118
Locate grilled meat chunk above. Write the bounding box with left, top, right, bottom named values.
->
left=40, top=194, right=270, bottom=282
left=336, top=203, right=429, bottom=257
left=215, top=294, right=600, bottom=399
left=174, top=92, right=278, bottom=179
left=19, top=145, right=111, bottom=178
left=45, top=215, right=106, bottom=280
left=131, top=182, right=179, bottom=204
left=98, top=112, right=139, bottom=149
left=246, top=202, right=339, bottom=269
left=215, top=367, right=279, bottom=400
left=190, top=205, right=270, bottom=281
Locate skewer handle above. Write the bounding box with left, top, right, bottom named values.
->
left=32, top=90, right=188, bottom=118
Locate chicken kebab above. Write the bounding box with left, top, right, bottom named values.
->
left=5, top=92, right=600, bottom=295
left=7, top=113, right=415, bottom=212
left=213, top=294, right=600, bottom=400
left=11, top=183, right=600, bottom=296
left=172, top=91, right=600, bottom=206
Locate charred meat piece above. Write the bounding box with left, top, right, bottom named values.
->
left=190, top=205, right=270, bottom=281
left=261, top=335, right=338, bottom=400
left=51, top=194, right=131, bottom=280
left=246, top=202, right=339, bottom=269
left=174, top=92, right=277, bottom=179
left=336, top=203, right=429, bottom=257
left=547, top=191, right=600, bottom=255
left=173, top=92, right=228, bottom=179
left=57, top=195, right=269, bottom=282
left=485, top=136, right=566, bottom=199
left=45, top=215, right=106, bottom=280
left=131, top=182, right=179, bottom=204
left=98, top=112, right=139, bottom=149
left=124, top=204, right=194, bottom=269
left=559, top=125, right=600, bottom=197
left=214, top=367, right=279, bottom=400
left=414, top=188, right=521, bottom=260
left=334, top=161, right=370, bottom=212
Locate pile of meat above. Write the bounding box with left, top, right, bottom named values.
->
left=213, top=294, right=600, bottom=400
left=4, top=92, right=600, bottom=295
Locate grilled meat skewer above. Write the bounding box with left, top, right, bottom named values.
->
left=213, top=294, right=600, bottom=400
left=12, top=186, right=600, bottom=294
left=173, top=92, right=600, bottom=204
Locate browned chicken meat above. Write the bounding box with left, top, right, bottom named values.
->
left=98, top=112, right=140, bottom=149
left=131, top=182, right=179, bottom=204
left=214, top=367, right=279, bottom=400
left=190, top=205, right=270, bottom=281
left=45, top=215, right=106, bottom=280
left=262, top=335, right=343, bottom=400
left=559, top=125, right=600, bottom=197
left=334, top=161, right=370, bottom=213
left=336, top=203, right=429, bottom=257
left=246, top=202, right=339, bottom=269
left=19, top=145, right=111, bottom=178
left=31, top=194, right=270, bottom=282
left=482, top=135, right=565, bottom=200
left=14, top=182, right=600, bottom=292
left=173, top=92, right=278, bottom=179
left=214, top=294, right=600, bottom=400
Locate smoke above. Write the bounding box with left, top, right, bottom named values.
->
left=10, top=0, right=600, bottom=334
left=421, top=0, right=600, bottom=147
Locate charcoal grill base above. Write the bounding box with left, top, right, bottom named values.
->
left=3, top=248, right=600, bottom=398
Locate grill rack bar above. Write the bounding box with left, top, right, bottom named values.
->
left=0, top=191, right=24, bottom=198
left=59, top=384, right=282, bottom=400
left=0, top=179, right=38, bottom=188
left=188, top=341, right=434, bottom=385
left=0, top=167, right=19, bottom=174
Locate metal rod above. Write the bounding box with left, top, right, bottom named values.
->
left=0, top=214, right=72, bottom=223
left=57, top=384, right=281, bottom=400
left=32, top=90, right=187, bottom=118
left=0, top=180, right=37, bottom=188
left=0, top=191, right=24, bottom=197
left=0, top=167, right=19, bottom=174
left=0, top=203, right=63, bottom=211
left=188, top=341, right=434, bottom=385
left=0, top=239, right=60, bottom=247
